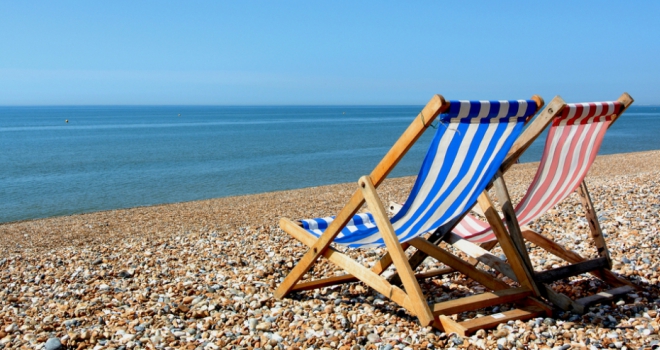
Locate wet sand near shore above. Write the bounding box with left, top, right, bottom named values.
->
left=1, top=150, right=659, bottom=349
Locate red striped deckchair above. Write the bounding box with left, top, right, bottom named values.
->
left=445, top=93, right=636, bottom=312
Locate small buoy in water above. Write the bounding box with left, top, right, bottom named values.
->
left=178, top=113, right=181, bottom=117
left=342, top=112, right=345, bottom=115
left=65, top=119, right=68, bottom=123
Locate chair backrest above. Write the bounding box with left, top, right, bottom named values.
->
left=303, top=100, right=539, bottom=248
left=453, top=101, right=623, bottom=243
left=515, top=102, right=621, bottom=224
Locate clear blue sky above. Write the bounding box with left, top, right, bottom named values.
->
left=1, top=1, right=658, bottom=105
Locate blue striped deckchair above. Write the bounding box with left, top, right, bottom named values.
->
left=301, top=100, right=536, bottom=248
left=275, top=95, right=553, bottom=335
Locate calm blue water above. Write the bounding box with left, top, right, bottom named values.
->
left=1, top=105, right=658, bottom=223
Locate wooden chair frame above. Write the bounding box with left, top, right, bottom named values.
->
left=275, top=95, right=552, bottom=335
left=406, top=93, right=636, bottom=313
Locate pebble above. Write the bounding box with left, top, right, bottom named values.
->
left=44, top=337, right=63, bottom=350
left=0, top=151, right=659, bottom=349
left=493, top=328, right=508, bottom=338
left=451, top=335, right=464, bottom=345
left=366, top=333, right=380, bottom=343
left=256, top=322, right=272, bottom=331
left=496, top=337, right=507, bottom=347
left=248, top=318, right=258, bottom=330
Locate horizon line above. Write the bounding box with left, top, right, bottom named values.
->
left=0, top=103, right=428, bottom=107
left=2, top=103, right=659, bottom=108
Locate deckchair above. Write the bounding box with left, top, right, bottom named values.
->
left=275, top=95, right=553, bottom=335
left=441, top=93, right=635, bottom=313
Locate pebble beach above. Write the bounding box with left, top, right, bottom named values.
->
left=1, top=150, right=659, bottom=350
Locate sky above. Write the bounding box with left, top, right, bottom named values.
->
left=0, top=1, right=658, bottom=105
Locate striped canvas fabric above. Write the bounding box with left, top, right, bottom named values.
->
left=453, top=101, right=622, bottom=243
left=301, top=100, right=538, bottom=248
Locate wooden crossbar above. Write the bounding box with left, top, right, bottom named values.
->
left=573, top=286, right=635, bottom=314
left=414, top=267, right=455, bottom=280
left=431, top=288, right=532, bottom=316
left=534, top=257, right=610, bottom=283
left=292, top=274, right=359, bottom=292
left=409, top=237, right=510, bottom=291
left=292, top=266, right=455, bottom=292
left=520, top=228, right=636, bottom=289
left=436, top=305, right=546, bottom=336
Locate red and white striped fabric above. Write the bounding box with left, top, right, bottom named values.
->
left=453, top=101, right=623, bottom=243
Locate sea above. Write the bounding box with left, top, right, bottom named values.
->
left=1, top=105, right=659, bottom=224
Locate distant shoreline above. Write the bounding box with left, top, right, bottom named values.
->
left=2, top=149, right=659, bottom=255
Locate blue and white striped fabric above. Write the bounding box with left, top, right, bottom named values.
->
left=302, top=100, right=537, bottom=248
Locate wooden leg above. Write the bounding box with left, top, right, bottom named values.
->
left=477, top=191, right=540, bottom=296
left=493, top=173, right=536, bottom=270
left=279, top=218, right=416, bottom=313
left=577, top=181, right=611, bottom=266
left=275, top=189, right=365, bottom=299
left=360, top=176, right=434, bottom=326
